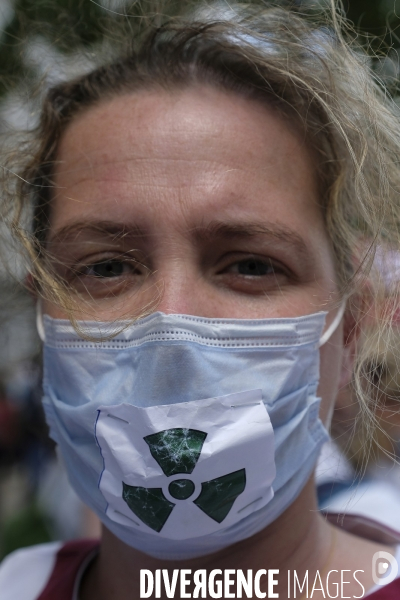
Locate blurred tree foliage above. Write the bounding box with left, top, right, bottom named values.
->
left=345, top=0, right=400, bottom=43
left=0, top=0, right=102, bottom=96
left=0, top=0, right=399, bottom=101
left=0, top=0, right=187, bottom=99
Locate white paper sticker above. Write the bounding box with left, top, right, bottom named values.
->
left=95, top=390, right=275, bottom=539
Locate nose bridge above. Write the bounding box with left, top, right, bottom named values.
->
left=154, top=253, right=204, bottom=316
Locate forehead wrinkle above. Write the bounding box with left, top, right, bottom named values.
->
left=55, top=147, right=260, bottom=185
left=57, top=154, right=233, bottom=170
left=54, top=145, right=98, bottom=180
left=55, top=180, right=235, bottom=201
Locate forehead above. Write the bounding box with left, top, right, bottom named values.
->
left=51, top=85, right=322, bottom=236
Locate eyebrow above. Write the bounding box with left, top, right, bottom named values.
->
left=49, top=218, right=311, bottom=260
left=48, top=221, right=147, bottom=245
left=191, top=220, right=310, bottom=257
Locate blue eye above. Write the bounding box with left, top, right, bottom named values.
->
left=237, top=259, right=273, bottom=276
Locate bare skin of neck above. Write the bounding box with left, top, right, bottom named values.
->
left=80, top=477, right=395, bottom=600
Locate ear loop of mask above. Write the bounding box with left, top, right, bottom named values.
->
left=318, top=301, right=346, bottom=348
left=36, top=299, right=46, bottom=343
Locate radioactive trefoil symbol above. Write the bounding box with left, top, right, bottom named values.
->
left=121, top=428, right=246, bottom=533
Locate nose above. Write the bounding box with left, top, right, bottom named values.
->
left=152, top=261, right=214, bottom=317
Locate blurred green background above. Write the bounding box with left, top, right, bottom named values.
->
left=0, top=0, right=400, bottom=103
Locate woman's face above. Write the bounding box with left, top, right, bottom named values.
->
left=44, top=85, right=349, bottom=421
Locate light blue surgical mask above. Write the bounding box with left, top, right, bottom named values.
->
left=38, top=306, right=344, bottom=559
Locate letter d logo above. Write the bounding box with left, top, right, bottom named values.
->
left=372, top=551, right=398, bottom=586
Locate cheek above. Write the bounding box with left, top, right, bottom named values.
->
left=42, top=298, right=69, bottom=319
left=317, top=326, right=344, bottom=427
